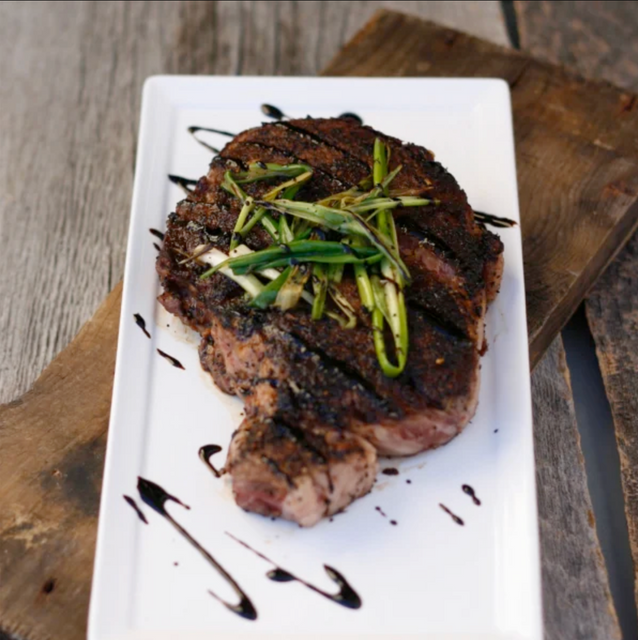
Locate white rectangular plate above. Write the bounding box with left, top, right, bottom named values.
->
left=89, top=77, right=541, bottom=640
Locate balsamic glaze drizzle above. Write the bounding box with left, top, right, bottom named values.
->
left=157, top=349, right=185, bottom=370
left=123, top=495, right=148, bottom=524
left=168, top=174, right=197, bottom=195
left=199, top=445, right=224, bottom=478
left=188, top=126, right=236, bottom=153
left=473, top=210, right=517, bottom=228
left=188, top=125, right=236, bottom=137
left=226, top=532, right=362, bottom=610
left=153, top=242, right=161, bottom=252
left=374, top=506, right=397, bottom=526
left=439, top=504, right=464, bottom=526
left=260, top=104, right=287, bottom=120
left=338, top=112, right=363, bottom=124
left=462, top=484, right=481, bottom=506
left=381, top=467, right=399, bottom=476
left=149, top=228, right=165, bottom=241
left=133, top=313, right=151, bottom=339
left=137, top=478, right=257, bottom=621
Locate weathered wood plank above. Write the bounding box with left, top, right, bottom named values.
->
left=516, top=1, right=638, bottom=94
left=586, top=246, right=638, bottom=613
left=0, top=1, right=507, bottom=407
left=533, top=338, right=620, bottom=640
left=0, top=284, right=121, bottom=640
left=515, top=0, right=638, bottom=614
left=323, top=9, right=638, bottom=368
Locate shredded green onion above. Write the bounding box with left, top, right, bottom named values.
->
left=311, top=263, right=328, bottom=320
left=275, top=264, right=311, bottom=311
left=258, top=199, right=410, bottom=284
left=251, top=267, right=292, bottom=309
left=198, top=247, right=264, bottom=298
left=203, top=140, right=433, bottom=376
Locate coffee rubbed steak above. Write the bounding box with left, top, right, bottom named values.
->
left=157, top=117, right=504, bottom=526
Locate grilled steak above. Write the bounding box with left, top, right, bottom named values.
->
left=157, top=117, right=504, bottom=526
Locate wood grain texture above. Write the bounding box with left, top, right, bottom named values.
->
left=515, top=0, right=638, bottom=613
left=516, top=1, right=638, bottom=94
left=533, top=338, right=620, bottom=640
left=0, top=283, right=121, bottom=640
left=587, top=246, right=638, bottom=613
left=0, top=1, right=508, bottom=407
left=323, top=9, right=638, bottom=368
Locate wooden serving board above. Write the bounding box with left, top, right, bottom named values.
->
left=1, top=9, right=635, bottom=640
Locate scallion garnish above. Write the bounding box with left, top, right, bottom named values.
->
left=257, top=199, right=410, bottom=283
left=201, top=240, right=381, bottom=278
left=328, top=284, right=357, bottom=329
left=251, top=267, right=292, bottom=309
left=229, top=197, right=255, bottom=250
left=234, top=163, right=311, bottom=184
left=311, top=263, right=328, bottom=320
left=227, top=163, right=314, bottom=247
left=275, top=264, right=311, bottom=311
left=202, top=139, right=436, bottom=376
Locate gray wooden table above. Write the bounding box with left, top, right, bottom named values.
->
left=0, top=2, right=636, bottom=639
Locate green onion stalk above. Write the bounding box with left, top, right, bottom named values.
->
left=311, top=263, right=328, bottom=320
left=366, top=139, right=410, bottom=376
left=233, top=163, right=311, bottom=184
left=200, top=240, right=382, bottom=279
left=257, top=199, right=411, bottom=285
left=275, top=264, right=311, bottom=311
left=227, top=163, right=314, bottom=248
left=198, top=244, right=352, bottom=327
left=251, top=267, right=292, bottom=309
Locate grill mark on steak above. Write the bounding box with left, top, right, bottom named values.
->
left=222, top=140, right=352, bottom=193
left=407, top=300, right=473, bottom=343
left=290, top=121, right=444, bottom=191
left=283, top=330, right=393, bottom=412
left=232, top=123, right=369, bottom=186
left=228, top=415, right=377, bottom=525
left=399, top=220, right=458, bottom=264
left=273, top=419, right=335, bottom=493
left=273, top=419, right=330, bottom=464
left=397, top=211, right=498, bottom=302
left=261, top=455, right=296, bottom=488
left=274, top=121, right=371, bottom=172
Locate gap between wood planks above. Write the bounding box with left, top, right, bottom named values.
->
left=500, top=1, right=520, bottom=49
left=562, top=307, right=638, bottom=640
left=501, top=2, right=638, bottom=637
